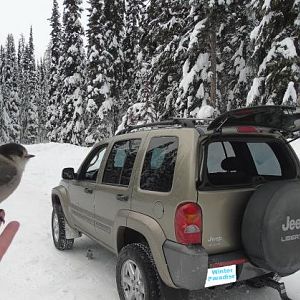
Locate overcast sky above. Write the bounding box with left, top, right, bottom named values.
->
left=0, top=0, right=88, bottom=59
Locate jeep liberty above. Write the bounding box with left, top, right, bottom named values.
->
left=51, top=106, right=300, bottom=300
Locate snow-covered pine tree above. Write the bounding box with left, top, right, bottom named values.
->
left=247, top=0, right=300, bottom=106
left=218, top=0, right=253, bottom=111
left=85, top=0, right=106, bottom=145
left=85, top=0, right=125, bottom=144
left=123, top=0, right=146, bottom=106
left=36, top=59, right=50, bottom=142
left=0, top=45, right=10, bottom=142
left=0, top=89, right=9, bottom=142
left=46, top=0, right=63, bottom=142
left=174, top=0, right=252, bottom=117
left=140, top=0, right=190, bottom=120
left=17, top=34, right=26, bottom=138
left=0, top=45, right=4, bottom=83
left=175, top=1, right=213, bottom=117
left=23, top=27, right=38, bottom=144
left=2, top=34, right=20, bottom=142
left=101, top=0, right=125, bottom=136
left=60, top=0, right=86, bottom=145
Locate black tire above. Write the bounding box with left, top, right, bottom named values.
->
left=51, top=205, right=74, bottom=250
left=116, top=243, right=161, bottom=300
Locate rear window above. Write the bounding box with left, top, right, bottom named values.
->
left=102, top=139, right=141, bottom=186
left=140, top=136, right=178, bottom=192
left=205, top=139, right=296, bottom=187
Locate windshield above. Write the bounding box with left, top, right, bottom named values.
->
left=204, top=138, right=297, bottom=187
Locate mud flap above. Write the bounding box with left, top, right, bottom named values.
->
left=65, top=221, right=81, bottom=239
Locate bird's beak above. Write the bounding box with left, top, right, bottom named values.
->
left=25, top=154, right=35, bottom=159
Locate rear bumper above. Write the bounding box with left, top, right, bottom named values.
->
left=163, top=240, right=269, bottom=290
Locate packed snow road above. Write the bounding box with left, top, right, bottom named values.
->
left=1, top=143, right=299, bottom=299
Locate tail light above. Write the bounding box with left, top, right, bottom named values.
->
left=175, top=202, right=203, bottom=245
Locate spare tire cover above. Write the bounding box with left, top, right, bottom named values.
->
left=242, top=180, right=300, bottom=276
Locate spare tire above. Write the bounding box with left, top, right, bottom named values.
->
left=242, top=180, right=300, bottom=276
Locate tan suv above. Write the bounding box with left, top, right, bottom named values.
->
left=51, top=106, right=300, bottom=300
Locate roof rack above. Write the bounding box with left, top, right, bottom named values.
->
left=116, top=118, right=213, bottom=135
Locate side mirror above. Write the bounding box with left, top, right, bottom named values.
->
left=62, top=168, right=76, bottom=180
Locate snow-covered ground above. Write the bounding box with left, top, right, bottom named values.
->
left=1, top=142, right=300, bottom=300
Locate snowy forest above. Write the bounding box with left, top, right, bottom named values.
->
left=0, top=0, right=299, bottom=146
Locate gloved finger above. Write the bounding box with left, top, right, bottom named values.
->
left=0, top=221, right=20, bottom=261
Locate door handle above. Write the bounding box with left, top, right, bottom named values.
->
left=116, top=194, right=129, bottom=202
left=84, top=187, right=93, bottom=194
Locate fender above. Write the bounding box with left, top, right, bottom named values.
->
left=52, top=185, right=76, bottom=229
left=115, top=210, right=176, bottom=288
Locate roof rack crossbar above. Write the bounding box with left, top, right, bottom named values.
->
left=116, top=118, right=213, bottom=135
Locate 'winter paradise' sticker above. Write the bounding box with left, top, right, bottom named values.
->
left=205, top=265, right=236, bottom=288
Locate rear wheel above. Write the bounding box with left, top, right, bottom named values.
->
left=116, top=243, right=161, bottom=300
left=51, top=205, right=74, bottom=250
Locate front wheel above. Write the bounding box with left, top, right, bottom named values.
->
left=116, top=243, right=161, bottom=300
left=51, top=205, right=74, bottom=250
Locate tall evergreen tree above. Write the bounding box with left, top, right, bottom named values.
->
left=22, top=27, right=38, bottom=144
left=59, top=0, right=86, bottom=145
left=218, top=1, right=253, bottom=111
left=0, top=46, right=9, bottom=142
left=2, top=34, right=20, bottom=142
left=175, top=1, right=213, bottom=117
left=144, top=0, right=190, bottom=120
left=99, top=0, right=125, bottom=136
left=37, top=59, right=50, bottom=142
left=247, top=0, right=300, bottom=105
left=123, top=0, right=146, bottom=105
left=47, top=0, right=63, bottom=142
left=85, top=0, right=125, bottom=143
left=85, top=0, right=106, bottom=144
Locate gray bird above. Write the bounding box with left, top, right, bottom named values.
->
left=0, top=143, right=34, bottom=205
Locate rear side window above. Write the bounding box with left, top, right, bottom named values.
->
left=206, top=140, right=296, bottom=187
left=140, top=136, right=178, bottom=192
left=102, top=139, right=141, bottom=186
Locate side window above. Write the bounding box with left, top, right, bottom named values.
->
left=140, top=136, right=178, bottom=193
left=207, top=142, right=235, bottom=173
left=80, top=145, right=107, bottom=181
left=102, top=139, right=141, bottom=186
left=248, top=143, right=282, bottom=176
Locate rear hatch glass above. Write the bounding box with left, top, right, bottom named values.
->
left=204, top=138, right=297, bottom=187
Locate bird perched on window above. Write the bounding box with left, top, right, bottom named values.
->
left=0, top=143, right=34, bottom=209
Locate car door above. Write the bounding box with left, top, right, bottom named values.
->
left=93, top=137, right=142, bottom=250
left=68, top=144, right=108, bottom=235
